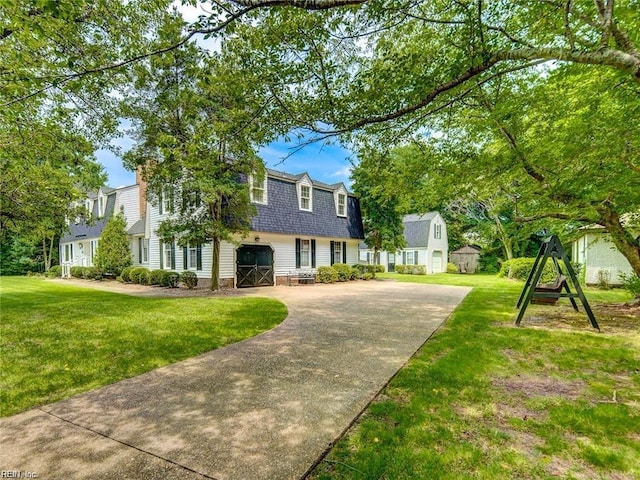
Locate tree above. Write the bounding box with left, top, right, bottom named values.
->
left=123, top=18, right=266, bottom=290
left=93, top=212, right=132, bottom=275
left=351, top=147, right=407, bottom=264
left=379, top=65, right=640, bottom=276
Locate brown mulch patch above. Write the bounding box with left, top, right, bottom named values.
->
left=492, top=375, right=586, bottom=400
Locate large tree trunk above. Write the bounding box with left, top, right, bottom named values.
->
left=210, top=237, right=220, bottom=291
left=597, top=205, right=640, bottom=278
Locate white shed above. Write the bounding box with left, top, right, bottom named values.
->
left=572, top=226, right=634, bottom=285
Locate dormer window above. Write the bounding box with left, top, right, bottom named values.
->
left=98, top=196, right=104, bottom=217
left=299, top=184, right=312, bottom=211
left=434, top=223, right=442, bottom=239
left=249, top=175, right=268, bottom=205
left=334, top=186, right=348, bottom=217
left=337, top=193, right=346, bottom=217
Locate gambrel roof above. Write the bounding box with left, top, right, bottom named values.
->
left=250, top=169, right=364, bottom=239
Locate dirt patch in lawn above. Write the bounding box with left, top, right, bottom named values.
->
left=514, top=302, right=639, bottom=334
left=492, top=375, right=586, bottom=400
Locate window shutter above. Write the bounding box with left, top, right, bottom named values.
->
left=342, top=242, right=347, bottom=263
left=415, top=251, right=419, bottom=265
left=183, top=246, right=188, bottom=270
left=295, top=238, right=301, bottom=269
left=402, top=251, right=406, bottom=265
left=330, top=241, right=335, bottom=265
left=170, top=243, right=176, bottom=269
left=138, top=239, right=142, bottom=263
left=159, top=196, right=163, bottom=215
left=159, top=242, right=164, bottom=269
left=197, top=245, right=202, bottom=270
left=311, top=239, right=316, bottom=268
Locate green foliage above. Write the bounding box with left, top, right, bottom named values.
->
left=479, top=254, right=501, bottom=274
left=316, top=266, right=338, bottom=284
left=498, top=258, right=558, bottom=283
left=395, top=264, right=426, bottom=275
left=180, top=271, right=198, bottom=289
left=69, top=266, right=83, bottom=278
left=82, top=267, right=103, bottom=281
left=93, top=212, right=132, bottom=276
left=148, top=269, right=167, bottom=286
left=618, top=273, right=640, bottom=299
left=129, top=267, right=149, bottom=284
left=45, top=265, right=62, bottom=278
left=120, top=266, right=134, bottom=283
left=332, top=263, right=354, bottom=282
left=362, top=272, right=374, bottom=280
left=447, top=262, right=458, bottom=274
left=164, top=271, right=180, bottom=288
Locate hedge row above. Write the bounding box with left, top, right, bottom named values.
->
left=394, top=264, right=426, bottom=275
left=118, top=266, right=193, bottom=288
left=315, top=264, right=377, bottom=284
left=497, top=257, right=580, bottom=283
left=69, top=266, right=103, bottom=280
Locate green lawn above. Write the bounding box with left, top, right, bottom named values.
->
left=0, top=277, right=287, bottom=416
left=311, top=273, right=640, bottom=479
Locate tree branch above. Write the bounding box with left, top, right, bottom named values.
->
left=231, top=0, right=367, bottom=9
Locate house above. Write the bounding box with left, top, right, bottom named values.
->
left=63, top=167, right=364, bottom=287
left=359, top=212, right=448, bottom=273
left=59, top=183, right=141, bottom=277
left=572, top=226, right=635, bottom=285
left=449, top=245, right=481, bottom=273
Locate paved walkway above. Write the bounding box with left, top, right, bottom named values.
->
left=1, top=281, right=470, bottom=479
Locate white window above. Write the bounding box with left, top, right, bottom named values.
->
left=159, top=187, right=175, bottom=215
left=64, top=244, right=73, bottom=262
left=434, top=224, right=442, bottom=239
left=164, top=243, right=173, bottom=269
left=406, top=251, right=414, bottom=265
left=99, top=196, right=104, bottom=216
left=188, top=244, right=197, bottom=269
left=333, top=241, right=342, bottom=264
left=300, top=239, right=311, bottom=267
left=337, top=193, right=346, bottom=217
left=300, top=185, right=312, bottom=211
left=250, top=176, right=267, bottom=205
left=142, top=239, right=149, bottom=263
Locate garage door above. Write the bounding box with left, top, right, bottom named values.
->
left=432, top=251, right=443, bottom=273
left=236, top=245, right=274, bottom=288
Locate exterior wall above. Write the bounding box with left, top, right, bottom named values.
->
left=115, top=185, right=140, bottom=229
left=59, top=237, right=101, bottom=276
left=572, top=232, right=633, bottom=285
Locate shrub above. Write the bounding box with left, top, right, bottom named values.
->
left=479, top=254, right=500, bottom=273
left=332, top=263, right=354, bottom=282
left=116, top=276, right=124, bottom=283
left=140, top=270, right=152, bottom=285
left=619, top=272, right=640, bottom=299
left=46, top=265, right=62, bottom=278
left=83, top=267, right=103, bottom=280
left=120, top=266, right=134, bottom=283
left=395, top=265, right=407, bottom=274
left=69, top=266, right=83, bottom=278
left=129, top=267, right=149, bottom=284
left=148, top=269, right=167, bottom=286
left=181, top=271, right=198, bottom=289
left=498, top=258, right=557, bottom=283
left=93, top=212, right=132, bottom=276
left=411, top=265, right=426, bottom=275
left=316, top=266, right=338, bottom=283
left=447, top=262, right=459, bottom=274
left=165, top=271, right=180, bottom=288
left=597, top=270, right=612, bottom=289
left=362, top=272, right=374, bottom=280
left=376, top=264, right=385, bottom=273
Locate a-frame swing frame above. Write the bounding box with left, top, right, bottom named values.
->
left=515, top=235, right=599, bottom=331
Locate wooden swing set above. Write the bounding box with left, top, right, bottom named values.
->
left=515, top=235, right=600, bottom=331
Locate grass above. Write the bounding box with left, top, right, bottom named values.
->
left=311, top=273, right=640, bottom=479
left=0, top=277, right=287, bottom=416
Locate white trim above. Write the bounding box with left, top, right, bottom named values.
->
left=297, top=175, right=313, bottom=212
left=249, top=175, right=268, bottom=205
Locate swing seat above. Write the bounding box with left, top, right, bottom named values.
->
left=531, top=275, right=566, bottom=305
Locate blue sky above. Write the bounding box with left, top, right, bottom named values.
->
left=97, top=135, right=356, bottom=189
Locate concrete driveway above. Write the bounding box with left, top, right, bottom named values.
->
left=0, top=280, right=470, bottom=479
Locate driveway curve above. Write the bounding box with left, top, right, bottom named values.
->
left=1, top=280, right=470, bottom=480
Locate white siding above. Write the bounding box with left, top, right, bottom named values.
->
left=115, top=185, right=140, bottom=229
left=574, top=232, right=633, bottom=285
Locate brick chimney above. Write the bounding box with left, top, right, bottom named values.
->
left=135, top=166, right=148, bottom=217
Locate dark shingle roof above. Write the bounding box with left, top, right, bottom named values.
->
left=61, top=190, right=118, bottom=242
left=251, top=174, right=364, bottom=239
